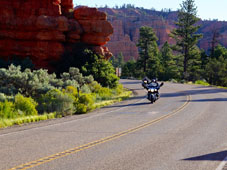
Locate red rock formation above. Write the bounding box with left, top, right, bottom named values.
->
left=98, top=8, right=175, bottom=60
left=99, top=8, right=227, bottom=60
left=0, top=1, right=113, bottom=70
left=61, top=0, right=73, bottom=15
left=74, top=7, right=113, bottom=46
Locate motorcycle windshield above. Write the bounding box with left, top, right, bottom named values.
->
left=148, top=82, right=158, bottom=87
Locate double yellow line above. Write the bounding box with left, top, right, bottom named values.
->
left=8, top=95, right=191, bottom=170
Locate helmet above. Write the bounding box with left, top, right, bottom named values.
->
left=151, top=78, right=157, bottom=83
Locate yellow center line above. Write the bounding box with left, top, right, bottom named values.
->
left=8, top=95, right=191, bottom=170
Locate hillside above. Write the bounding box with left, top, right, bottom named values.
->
left=99, top=7, right=227, bottom=61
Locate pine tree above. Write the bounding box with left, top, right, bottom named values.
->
left=147, top=39, right=161, bottom=79
left=137, top=26, right=160, bottom=76
left=117, top=52, right=125, bottom=68
left=187, top=46, right=202, bottom=81
left=121, top=60, right=137, bottom=78
left=160, top=42, right=180, bottom=80
left=170, top=0, right=202, bottom=80
left=210, top=27, right=221, bottom=58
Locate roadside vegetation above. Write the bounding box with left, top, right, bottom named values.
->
left=113, top=0, right=227, bottom=88
left=0, top=50, right=131, bottom=128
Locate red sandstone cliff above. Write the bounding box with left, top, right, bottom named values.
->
left=0, top=1, right=113, bottom=70
left=99, top=8, right=227, bottom=61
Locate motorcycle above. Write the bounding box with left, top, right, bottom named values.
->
left=142, top=78, right=164, bottom=104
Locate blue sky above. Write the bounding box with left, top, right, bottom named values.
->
left=73, top=0, right=227, bottom=21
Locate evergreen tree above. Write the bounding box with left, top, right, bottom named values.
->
left=210, top=27, right=221, bottom=58
left=121, top=60, right=137, bottom=78
left=110, top=56, right=117, bottom=68
left=170, top=0, right=202, bottom=80
left=146, top=39, right=161, bottom=79
left=81, top=53, right=119, bottom=88
left=205, top=56, right=227, bottom=86
left=213, top=44, right=227, bottom=59
left=160, top=42, right=179, bottom=80
left=137, top=26, right=160, bottom=75
left=187, top=46, right=202, bottom=81
left=117, top=53, right=125, bottom=68
left=203, top=45, right=227, bottom=87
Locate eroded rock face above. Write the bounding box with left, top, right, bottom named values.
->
left=0, top=1, right=113, bottom=70
left=74, top=7, right=113, bottom=46
left=98, top=8, right=175, bottom=61
left=99, top=8, right=227, bottom=61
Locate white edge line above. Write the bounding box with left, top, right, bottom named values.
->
left=216, top=155, right=227, bottom=170
left=0, top=97, right=146, bottom=138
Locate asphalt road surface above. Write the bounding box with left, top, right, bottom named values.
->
left=0, top=79, right=227, bottom=170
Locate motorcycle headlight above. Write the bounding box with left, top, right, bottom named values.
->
left=148, top=88, right=155, bottom=92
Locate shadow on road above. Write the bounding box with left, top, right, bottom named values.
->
left=124, top=95, right=145, bottom=101
left=120, top=81, right=140, bottom=85
left=183, top=150, right=227, bottom=161
left=104, top=101, right=150, bottom=108
left=193, top=85, right=213, bottom=89
left=161, top=88, right=227, bottom=98
left=181, top=98, right=227, bottom=102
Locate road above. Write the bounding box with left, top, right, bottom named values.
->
left=0, top=79, right=227, bottom=170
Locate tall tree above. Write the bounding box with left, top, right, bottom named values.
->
left=213, top=44, right=227, bottom=59
left=147, top=40, right=161, bottom=79
left=110, top=53, right=125, bottom=68
left=137, top=26, right=159, bottom=73
left=187, top=46, right=202, bottom=81
left=210, top=27, right=221, bottom=58
left=160, top=42, right=179, bottom=80
left=117, top=52, right=125, bottom=68
left=170, top=0, right=202, bottom=80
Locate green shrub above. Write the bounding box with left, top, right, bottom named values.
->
left=0, top=93, right=6, bottom=102
left=76, top=94, right=95, bottom=113
left=14, top=94, right=38, bottom=116
left=88, top=81, right=103, bottom=93
left=195, top=80, right=210, bottom=86
left=82, top=58, right=119, bottom=88
left=112, top=84, right=124, bottom=95
left=96, top=87, right=112, bottom=100
left=61, top=67, right=94, bottom=88
left=63, top=86, right=78, bottom=97
left=0, top=65, right=57, bottom=97
left=0, top=101, right=16, bottom=119
left=88, top=81, right=112, bottom=100
left=81, top=84, right=91, bottom=94
left=76, top=103, right=87, bottom=113
left=0, top=65, right=94, bottom=98
left=38, top=89, right=76, bottom=117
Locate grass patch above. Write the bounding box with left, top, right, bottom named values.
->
left=171, top=79, right=227, bottom=89
left=94, top=89, right=132, bottom=109
left=194, top=80, right=210, bottom=86
left=0, top=113, right=56, bottom=128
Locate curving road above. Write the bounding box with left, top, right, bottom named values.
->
left=0, top=79, right=227, bottom=170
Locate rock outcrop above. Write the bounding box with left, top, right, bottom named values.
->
left=107, top=19, right=139, bottom=61
left=99, top=8, right=227, bottom=61
left=0, top=1, right=113, bottom=70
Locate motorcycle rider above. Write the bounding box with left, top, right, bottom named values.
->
left=149, top=78, right=161, bottom=98
left=142, top=77, right=164, bottom=103
left=142, top=76, right=151, bottom=89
